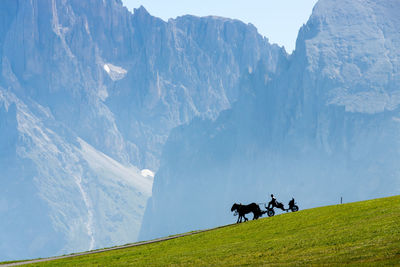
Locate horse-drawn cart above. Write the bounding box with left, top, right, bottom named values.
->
left=262, top=198, right=299, bottom=217
left=231, top=198, right=299, bottom=223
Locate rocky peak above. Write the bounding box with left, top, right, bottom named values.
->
left=133, top=5, right=150, bottom=17
left=295, top=0, right=400, bottom=113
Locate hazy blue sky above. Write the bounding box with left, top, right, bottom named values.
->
left=121, top=0, right=318, bottom=53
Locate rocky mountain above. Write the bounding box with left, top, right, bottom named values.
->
left=0, top=0, right=284, bottom=261
left=139, top=0, right=400, bottom=241
left=0, top=89, right=152, bottom=259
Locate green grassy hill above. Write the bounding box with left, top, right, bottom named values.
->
left=13, top=196, right=400, bottom=266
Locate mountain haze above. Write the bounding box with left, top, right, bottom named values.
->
left=140, top=0, right=400, bottom=241
left=0, top=0, right=284, bottom=260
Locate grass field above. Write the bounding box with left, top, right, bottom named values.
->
left=11, top=195, right=400, bottom=266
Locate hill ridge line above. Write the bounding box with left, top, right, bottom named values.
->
left=0, top=223, right=237, bottom=266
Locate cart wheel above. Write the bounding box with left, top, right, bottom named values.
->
left=291, top=205, right=299, bottom=212
left=267, top=209, right=275, bottom=217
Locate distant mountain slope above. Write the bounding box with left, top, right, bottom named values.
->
left=8, top=195, right=400, bottom=266
left=140, top=0, right=400, bottom=241
left=0, top=88, right=152, bottom=260
left=0, top=0, right=285, bottom=170
left=0, top=0, right=284, bottom=261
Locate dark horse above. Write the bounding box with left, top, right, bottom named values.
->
left=231, top=203, right=265, bottom=223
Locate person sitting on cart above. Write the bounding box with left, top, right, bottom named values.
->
left=288, top=198, right=295, bottom=209
left=268, top=194, right=277, bottom=209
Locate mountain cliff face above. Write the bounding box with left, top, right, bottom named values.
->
left=0, top=89, right=153, bottom=259
left=139, top=0, right=400, bottom=241
left=0, top=0, right=284, bottom=171
left=0, top=0, right=283, bottom=260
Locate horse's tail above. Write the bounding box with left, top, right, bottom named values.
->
left=256, top=204, right=262, bottom=214
left=252, top=203, right=263, bottom=218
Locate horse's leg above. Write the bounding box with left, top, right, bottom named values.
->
left=244, top=215, right=248, bottom=222
left=254, top=212, right=259, bottom=220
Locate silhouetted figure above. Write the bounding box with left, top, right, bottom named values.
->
left=287, top=197, right=299, bottom=212
left=268, top=194, right=277, bottom=209
left=288, top=198, right=295, bottom=210
left=231, top=203, right=266, bottom=223
left=267, top=194, right=286, bottom=211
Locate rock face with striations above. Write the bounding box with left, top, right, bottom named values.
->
left=0, top=0, right=284, bottom=260
left=139, top=0, right=400, bottom=241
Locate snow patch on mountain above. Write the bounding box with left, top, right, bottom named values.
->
left=141, top=169, right=155, bottom=178
left=103, top=63, right=128, bottom=81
